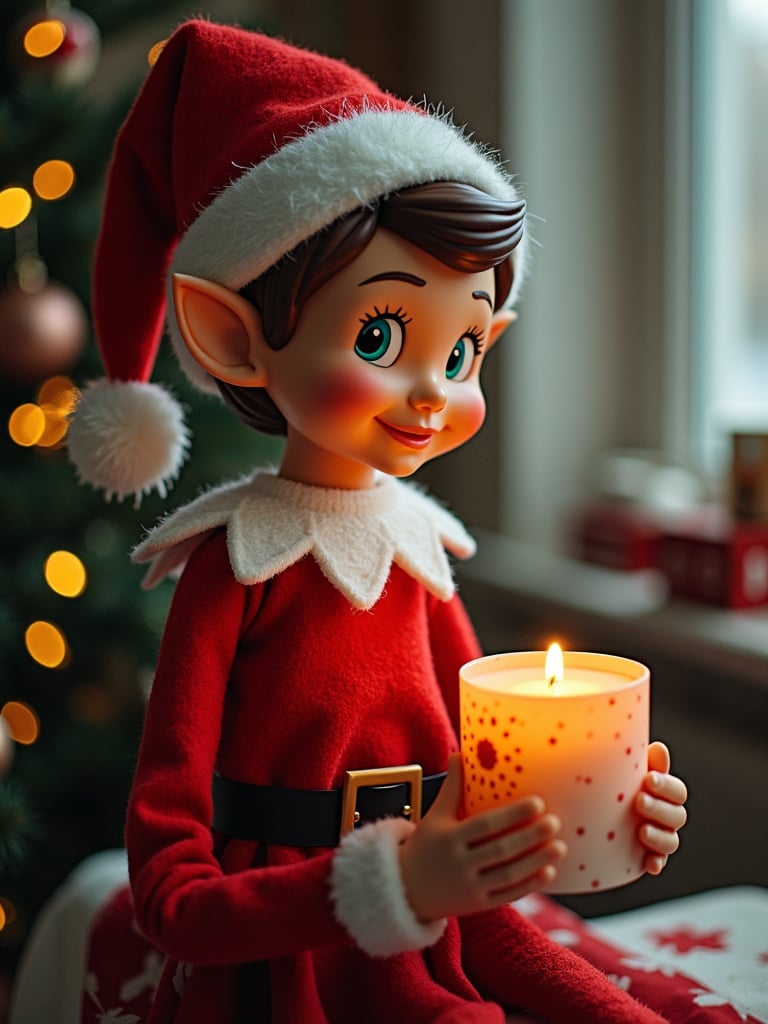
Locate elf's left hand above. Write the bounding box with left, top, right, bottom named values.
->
left=636, top=741, right=687, bottom=875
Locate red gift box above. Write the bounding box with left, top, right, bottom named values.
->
left=573, top=501, right=662, bottom=571
left=659, top=518, right=768, bottom=608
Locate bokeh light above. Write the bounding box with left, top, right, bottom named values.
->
left=25, top=620, right=68, bottom=669
left=35, top=377, right=78, bottom=447
left=33, top=160, right=75, bottom=201
left=147, top=39, right=166, bottom=65
left=23, top=20, right=66, bottom=58
left=0, top=187, right=33, bottom=230
left=0, top=899, right=17, bottom=933
left=8, top=404, right=46, bottom=446
left=1, top=701, right=40, bottom=745
left=45, top=550, right=87, bottom=597
left=36, top=404, right=70, bottom=447
left=37, top=375, right=76, bottom=408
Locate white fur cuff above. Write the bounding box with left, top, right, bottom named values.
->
left=329, top=817, right=446, bottom=957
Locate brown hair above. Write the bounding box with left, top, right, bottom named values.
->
left=216, top=181, right=524, bottom=435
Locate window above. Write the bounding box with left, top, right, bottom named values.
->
left=693, top=0, right=768, bottom=474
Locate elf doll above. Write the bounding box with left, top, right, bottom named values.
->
left=68, top=21, right=687, bottom=1024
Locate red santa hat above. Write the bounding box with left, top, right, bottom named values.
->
left=68, top=19, right=527, bottom=504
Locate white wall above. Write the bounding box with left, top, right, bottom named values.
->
left=498, top=0, right=673, bottom=549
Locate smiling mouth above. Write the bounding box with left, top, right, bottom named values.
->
left=376, top=419, right=437, bottom=450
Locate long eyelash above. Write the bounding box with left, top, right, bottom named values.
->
left=464, top=326, right=485, bottom=355
left=358, top=304, right=413, bottom=326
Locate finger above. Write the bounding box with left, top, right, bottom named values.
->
left=639, top=822, right=681, bottom=857
left=466, top=814, right=562, bottom=871
left=644, top=770, right=688, bottom=806
left=644, top=852, right=668, bottom=876
left=481, top=839, right=567, bottom=896
left=636, top=792, right=687, bottom=830
left=487, top=864, right=560, bottom=905
left=647, top=741, right=671, bottom=774
left=461, top=795, right=547, bottom=848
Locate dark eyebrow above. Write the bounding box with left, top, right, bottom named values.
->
left=472, top=290, right=493, bottom=309
left=358, top=272, right=427, bottom=287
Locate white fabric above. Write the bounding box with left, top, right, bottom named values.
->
left=167, top=105, right=528, bottom=394
left=590, top=886, right=768, bottom=1022
left=68, top=379, right=190, bottom=504
left=330, top=816, right=446, bottom=956
left=132, top=470, right=476, bottom=609
left=9, top=849, right=129, bottom=1024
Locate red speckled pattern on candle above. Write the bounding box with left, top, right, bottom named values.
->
left=460, top=651, right=650, bottom=895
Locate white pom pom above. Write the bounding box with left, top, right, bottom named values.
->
left=68, top=379, right=190, bottom=505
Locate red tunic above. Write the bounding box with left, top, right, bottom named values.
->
left=117, top=475, right=668, bottom=1023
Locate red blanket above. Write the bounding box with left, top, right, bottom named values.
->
left=83, top=884, right=765, bottom=1023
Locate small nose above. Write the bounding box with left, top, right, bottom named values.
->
left=408, top=373, right=447, bottom=413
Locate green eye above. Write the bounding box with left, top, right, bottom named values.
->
left=355, top=316, right=404, bottom=367
left=446, top=337, right=475, bottom=381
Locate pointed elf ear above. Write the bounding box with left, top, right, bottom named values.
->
left=486, top=309, right=518, bottom=351
left=172, top=273, right=268, bottom=387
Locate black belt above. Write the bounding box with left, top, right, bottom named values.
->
left=212, top=763, right=446, bottom=848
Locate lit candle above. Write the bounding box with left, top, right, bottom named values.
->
left=459, top=646, right=650, bottom=894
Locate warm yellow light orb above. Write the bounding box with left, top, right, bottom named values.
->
left=25, top=620, right=67, bottom=669
left=45, top=550, right=87, bottom=597
left=36, top=405, right=69, bottom=448
left=8, top=404, right=45, bottom=446
left=0, top=899, right=17, bottom=932
left=35, top=379, right=78, bottom=447
left=0, top=187, right=33, bottom=230
left=23, top=20, right=66, bottom=58
left=1, top=701, right=41, bottom=745
left=33, top=160, right=75, bottom=201
left=37, top=375, right=76, bottom=409
left=147, top=39, right=167, bottom=66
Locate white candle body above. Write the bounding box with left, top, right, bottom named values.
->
left=459, top=651, right=650, bottom=894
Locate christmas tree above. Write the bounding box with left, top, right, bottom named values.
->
left=0, top=1, right=281, bottom=1008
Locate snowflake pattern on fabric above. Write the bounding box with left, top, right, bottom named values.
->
left=516, top=891, right=768, bottom=1024
left=78, top=884, right=768, bottom=1024
left=83, top=972, right=142, bottom=1024
left=649, top=927, right=730, bottom=955
left=119, top=950, right=164, bottom=1002
left=605, top=974, right=633, bottom=992
left=620, top=953, right=687, bottom=978
left=690, top=987, right=751, bottom=1021
left=545, top=928, right=581, bottom=948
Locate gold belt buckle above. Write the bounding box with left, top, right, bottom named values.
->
left=340, top=764, right=423, bottom=837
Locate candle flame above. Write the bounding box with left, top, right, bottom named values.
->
left=545, top=643, right=564, bottom=688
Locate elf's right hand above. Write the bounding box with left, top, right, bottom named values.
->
left=398, top=753, right=567, bottom=923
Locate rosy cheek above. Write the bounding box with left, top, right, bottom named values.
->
left=311, top=366, right=387, bottom=415
left=454, top=390, right=487, bottom=438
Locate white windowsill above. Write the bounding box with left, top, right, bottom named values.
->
left=461, top=529, right=768, bottom=691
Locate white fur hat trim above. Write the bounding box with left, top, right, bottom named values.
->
left=168, top=106, right=527, bottom=394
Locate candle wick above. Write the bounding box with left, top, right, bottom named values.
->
left=548, top=675, right=556, bottom=689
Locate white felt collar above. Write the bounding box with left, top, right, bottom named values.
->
left=132, top=471, right=476, bottom=610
